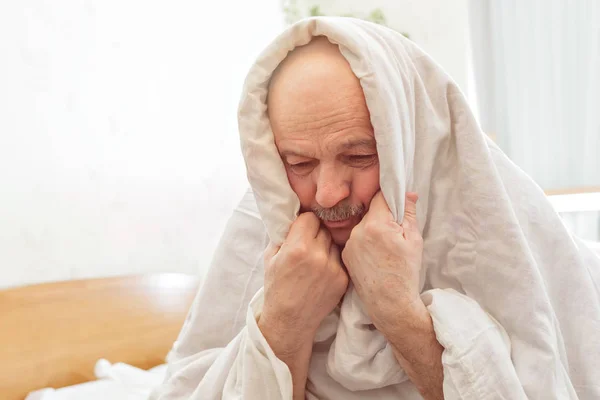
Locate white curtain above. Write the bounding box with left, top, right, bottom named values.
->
left=467, top=0, right=600, bottom=191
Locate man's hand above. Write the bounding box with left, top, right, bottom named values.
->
left=259, top=211, right=348, bottom=342
left=342, top=191, right=444, bottom=400
left=341, top=191, right=423, bottom=333
left=258, top=212, right=349, bottom=400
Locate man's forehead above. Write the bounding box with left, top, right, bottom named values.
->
left=268, top=36, right=374, bottom=158
left=267, top=38, right=358, bottom=105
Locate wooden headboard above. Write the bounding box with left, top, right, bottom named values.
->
left=0, top=273, right=199, bottom=400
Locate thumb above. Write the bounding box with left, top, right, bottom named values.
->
left=366, top=191, right=394, bottom=222
left=403, top=192, right=419, bottom=229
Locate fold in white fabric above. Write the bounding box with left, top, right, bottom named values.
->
left=151, top=17, right=600, bottom=399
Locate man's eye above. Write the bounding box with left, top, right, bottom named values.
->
left=288, top=162, right=315, bottom=175
left=291, top=162, right=311, bottom=168
left=347, top=155, right=377, bottom=166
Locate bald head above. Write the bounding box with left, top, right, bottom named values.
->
left=267, top=36, right=380, bottom=246
left=267, top=36, right=365, bottom=127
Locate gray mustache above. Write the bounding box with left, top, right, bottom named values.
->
left=312, top=203, right=365, bottom=222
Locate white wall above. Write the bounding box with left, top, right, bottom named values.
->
left=0, top=1, right=283, bottom=289
left=296, top=0, right=470, bottom=92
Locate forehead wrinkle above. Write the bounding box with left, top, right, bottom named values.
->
left=270, top=77, right=372, bottom=142
left=278, top=112, right=370, bottom=137
left=320, top=131, right=376, bottom=156
left=278, top=129, right=376, bottom=160
left=274, top=92, right=372, bottom=137
left=276, top=137, right=317, bottom=159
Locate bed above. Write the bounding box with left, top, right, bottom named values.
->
left=1, top=190, right=597, bottom=399
left=0, top=273, right=199, bottom=400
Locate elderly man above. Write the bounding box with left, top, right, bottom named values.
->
left=259, top=36, right=443, bottom=399
left=152, top=18, right=600, bottom=400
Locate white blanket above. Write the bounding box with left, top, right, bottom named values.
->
left=26, top=360, right=167, bottom=400
left=151, top=17, right=600, bottom=399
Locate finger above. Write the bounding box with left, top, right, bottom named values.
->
left=316, top=227, right=332, bottom=250
left=328, top=243, right=343, bottom=270
left=365, top=191, right=394, bottom=222
left=330, top=245, right=349, bottom=301
left=402, top=192, right=420, bottom=238
left=329, top=242, right=340, bottom=259
left=404, top=192, right=419, bottom=220
left=264, top=241, right=281, bottom=262
left=287, top=212, right=321, bottom=241
left=336, top=246, right=354, bottom=282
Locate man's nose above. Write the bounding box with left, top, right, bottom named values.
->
left=314, top=164, right=350, bottom=209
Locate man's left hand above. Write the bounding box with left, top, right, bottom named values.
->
left=341, top=191, right=423, bottom=336
left=342, top=191, right=444, bottom=400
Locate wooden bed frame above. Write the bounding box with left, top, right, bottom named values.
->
left=0, top=273, right=199, bottom=400
left=544, top=186, right=600, bottom=196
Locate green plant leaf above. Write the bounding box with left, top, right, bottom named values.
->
left=280, top=2, right=412, bottom=41
left=309, top=5, right=322, bottom=16
left=367, top=8, right=386, bottom=25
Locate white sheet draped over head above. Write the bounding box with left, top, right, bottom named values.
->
left=152, top=17, right=600, bottom=400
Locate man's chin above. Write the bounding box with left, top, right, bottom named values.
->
left=329, top=228, right=352, bottom=247
left=323, top=216, right=361, bottom=247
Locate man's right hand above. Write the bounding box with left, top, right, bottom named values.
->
left=258, top=212, right=349, bottom=353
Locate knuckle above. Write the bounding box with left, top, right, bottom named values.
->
left=312, top=250, right=329, bottom=267
left=363, top=220, right=382, bottom=237
left=287, top=243, right=308, bottom=262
